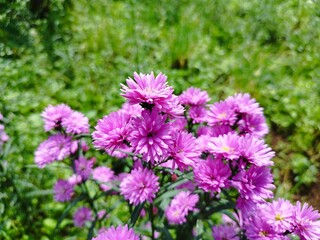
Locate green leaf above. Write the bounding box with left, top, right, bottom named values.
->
left=128, top=202, right=145, bottom=227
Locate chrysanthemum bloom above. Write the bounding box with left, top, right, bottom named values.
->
left=168, top=118, right=187, bottom=132
left=178, top=87, right=210, bottom=106
left=93, top=225, right=140, bottom=240
left=212, top=225, right=239, bottom=240
left=119, top=102, right=143, bottom=118
left=207, top=133, right=241, bottom=160
left=207, top=100, right=237, bottom=126
left=194, top=158, right=231, bottom=193
left=120, top=168, right=159, bottom=206
left=238, top=113, right=269, bottom=138
left=240, top=134, right=274, bottom=167
left=75, top=157, right=94, bottom=180
left=260, top=198, right=294, bottom=234
left=293, top=201, right=320, bottom=240
left=35, top=134, right=74, bottom=168
left=225, top=93, right=263, bottom=115
left=232, top=166, right=275, bottom=204
left=169, top=131, right=200, bottom=171
left=41, top=104, right=72, bottom=131
left=73, top=207, right=93, bottom=227
left=129, top=109, right=172, bottom=163
left=53, top=179, right=74, bottom=202
left=92, top=166, right=115, bottom=192
left=61, top=110, right=89, bottom=134
left=210, top=125, right=233, bottom=137
left=121, top=72, right=173, bottom=108
left=165, top=191, right=199, bottom=225
left=68, top=174, right=82, bottom=186
left=92, top=111, right=132, bottom=154
left=188, top=105, right=207, bottom=123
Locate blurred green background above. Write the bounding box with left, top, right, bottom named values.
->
left=1, top=0, right=320, bottom=239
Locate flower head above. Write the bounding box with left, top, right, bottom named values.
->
left=53, top=179, right=74, bottom=202
left=188, top=105, right=207, bottom=123
left=178, top=87, right=210, bottom=106
left=212, top=225, right=239, bottom=240
left=165, top=191, right=199, bottom=225
left=92, top=166, right=114, bottom=192
left=93, top=225, right=140, bottom=240
left=120, top=168, right=159, bottom=206
left=225, top=93, right=263, bottom=115
left=207, top=101, right=237, bottom=126
left=75, top=157, right=94, bottom=180
left=207, top=133, right=241, bottom=160
left=62, top=110, right=89, bottom=134
left=239, top=113, right=269, bottom=138
left=41, top=104, right=72, bottom=131
left=73, top=207, right=93, bottom=227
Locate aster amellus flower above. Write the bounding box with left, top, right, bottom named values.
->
left=129, top=109, right=172, bottom=163
left=165, top=191, right=199, bottom=225
left=225, top=93, right=263, bottom=115
left=92, top=166, right=115, bottom=192
left=239, top=113, right=269, bottom=138
left=178, top=87, right=210, bottom=106
left=53, top=179, right=74, bottom=202
left=92, top=110, right=132, bottom=154
left=41, top=104, right=72, bottom=132
left=212, top=225, right=239, bottom=240
left=194, top=158, right=231, bottom=193
left=75, top=157, right=94, bottom=180
left=61, top=110, right=90, bottom=134
left=93, top=225, right=140, bottom=240
left=35, top=134, right=74, bottom=168
left=73, top=207, right=93, bottom=227
left=120, top=168, right=159, bottom=206
left=207, top=100, right=237, bottom=126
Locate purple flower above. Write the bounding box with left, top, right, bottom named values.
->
left=168, top=118, right=187, bottom=132
left=53, top=179, right=74, bottom=202
left=194, top=158, right=231, bottom=193
left=239, top=113, right=269, bottom=138
left=119, top=102, right=143, bottom=117
left=121, top=72, right=173, bottom=108
left=207, top=133, right=241, bottom=160
left=244, top=214, right=280, bottom=240
left=75, top=157, right=94, bottom=180
left=260, top=198, right=294, bottom=234
left=169, top=131, right=200, bottom=171
left=61, top=110, right=89, bottom=134
left=212, top=225, right=239, bottom=240
left=41, top=104, right=72, bottom=131
left=165, top=191, right=199, bottom=225
left=92, top=111, right=132, bottom=154
left=35, top=134, right=74, bottom=168
left=73, top=207, right=93, bottom=227
left=178, top=87, right=210, bottom=106
left=129, top=109, right=172, bottom=163
left=120, top=168, right=159, bottom=206
left=293, top=201, right=320, bottom=240
left=92, top=166, right=114, bottom=192
left=240, top=134, right=275, bottom=167
left=207, top=101, right=237, bottom=126
left=93, top=225, right=140, bottom=240
left=188, top=105, right=207, bottom=123
left=232, top=166, right=275, bottom=204
left=225, top=93, right=263, bottom=115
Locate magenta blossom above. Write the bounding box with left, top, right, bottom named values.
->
left=225, top=93, right=263, bottom=115
left=165, top=191, right=199, bottom=225
left=207, top=133, right=241, bottom=160
left=207, top=100, right=237, bottom=126
left=93, top=225, right=140, bottom=240
left=178, top=87, right=210, bottom=106
left=73, top=207, right=93, bottom=227
left=53, top=179, right=74, bottom=202
left=75, top=157, right=94, bottom=180
left=61, top=110, right=89, bottom=134
left=212, top=225, right=239, bottom=240
left=239, top=113, right=269, bottom=138
left=92, top=166, right=115, bottom=192
left=41, top=104, right=72, bottom=131
left=129, top=109, right=172, bottom=163
left=120, top=168, right=159, bottom=206
left=188, top=105, right=207, bottom=123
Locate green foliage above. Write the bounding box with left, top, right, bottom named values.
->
left=1, top=0, right=320, bottom=238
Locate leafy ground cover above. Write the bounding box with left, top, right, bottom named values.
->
left=1, top=0, right=320, bottom=238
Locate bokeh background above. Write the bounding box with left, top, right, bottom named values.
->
left=1, top=0, right=320, bottom=239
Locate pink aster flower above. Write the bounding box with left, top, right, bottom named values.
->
left=161, top=94, right=185, bottom=118
left=35, top=134, right=74, bottom=168
left=41, top=104, right=72, bottom=131
left=194, top=158, right=231, bottom=193
left=120, top=168, right=159, bottom=206
left=119, top=102, right=143, bottom=118
left=92, top=166, right=115, bottom=192
left=188, top=105, right=207, bottom=123
left=68, top=174, right=82, bottom=186
left=165, top=191, right=199, bottom=225
left=244, top=214, right=280, bottom=240
left=260, top=198, right=294, bottom=234
left=293, top=201, right=320, bottom=240
left=240, top=134, right=275, bottom=167
left=169, top=131, right=200, bottom=171
left=239, top=113, right=269, bottom=138
left=129, top=109, right=172, bottom=163
left=61, top=110, right=89, bottom=134
left=178, top=87, right=210, bottom=106
left=92, top=111, right=132, bottom=154
left=93, top=225, right=140, bottom=240
left=73, top=207, right=93, bottom=227
left=207, top=133, right=241, bottom=160
left=225, top=93, right=263, bottom=115
left=168, top=118, right=187, bottom=132
left=121, top=72, right=173, bottom=109
left=53, top=179, right=74, bottom=202
left=207, top=101, right=237, bottom=126
left=212, top=225, right=239, bottom=240
left=232, top=166, right=275, bottom=204
left=75, top=157, right=94, bottom=180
